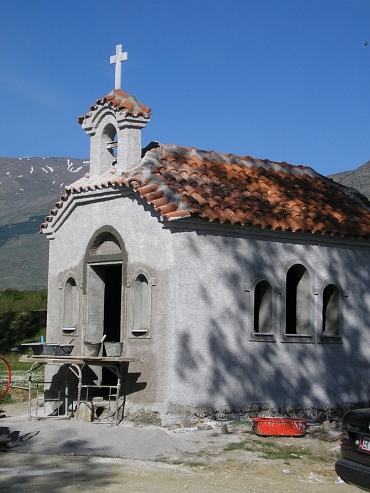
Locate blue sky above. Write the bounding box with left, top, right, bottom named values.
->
left=1, top=0, right=370, bottom=175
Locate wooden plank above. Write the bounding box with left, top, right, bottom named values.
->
left=20, top=355, right=140, bottom=364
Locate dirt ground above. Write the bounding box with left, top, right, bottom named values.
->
left=0, top=398, right=355, bottom=493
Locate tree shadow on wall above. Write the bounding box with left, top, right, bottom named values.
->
left=174, top=229, right=370, bottom=417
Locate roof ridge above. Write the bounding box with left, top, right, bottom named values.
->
left=160, top=144, right=321, bottom=180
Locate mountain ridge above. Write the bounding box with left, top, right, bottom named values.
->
left=328, top=161, right=370, bottom=199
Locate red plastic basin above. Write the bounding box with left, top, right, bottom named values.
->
left=252, top=417, right=308, bottom=437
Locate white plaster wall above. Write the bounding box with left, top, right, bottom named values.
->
left=45, top=191, right=172, bottom=416
left=165, top=223, right=370, bottom=421
left=46, top=196, right=370, bottom=425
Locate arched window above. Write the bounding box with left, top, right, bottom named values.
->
left=101, top=123, right=117, bottom=168
left=248, top=278, right=276, bottom=342
left=254, top=280, right=273, bottom=334
left=286, top=264, right=310, bottom=336
left=106, top=130, right=118, bottom=165
left=63, top=277, right=78, bottom=331
left=132, top=274, right=151, bottom=337
left=322, top=284, right=340, bottom=336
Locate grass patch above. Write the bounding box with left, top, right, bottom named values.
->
left=224, top=437, right=312, bottom=461
left=224, top=441, right=247, bottom=451
left=0, top=392, right=13, bottom=404
left=154, top=458, right=206, bottom=468
left=183, top=461, right=205, bottom=468
left=1, top=352, right=43, bottom=400
left=2, top=352, right=33, bottom=371
left=1, top=352, right=35, bottom=387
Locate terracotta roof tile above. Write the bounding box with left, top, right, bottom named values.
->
left=78, top=89, right=151, bottom=124
left=41, top=143, right=370, bottom=239
left=151, top=196, right=170, bottom=209
left=128, top=144, right=370, bottom=237
left=158, top=203, right=179, bottom=215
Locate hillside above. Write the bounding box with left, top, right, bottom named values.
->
left=0, top=156, right=89, bottom=290
left=1, top=156, right=370, bottom=291
left=329, top=161, right=370, bottom=198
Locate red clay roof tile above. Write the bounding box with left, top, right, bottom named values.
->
left=41, top=143, right=370, bottom=239
left=124, top=144, right=370, bottom=237
left=78, top=89, right=151, bottom=124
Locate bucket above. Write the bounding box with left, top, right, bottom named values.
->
left=58, top=344, right=74, bottom=356
left=84, top=342, right=100, bottom=357
left=104, top=341, right=123, bottom=357
left=21, top=343, right=74, bottom=356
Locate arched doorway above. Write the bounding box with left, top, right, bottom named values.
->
left=84, top=228, right=127, bottom=347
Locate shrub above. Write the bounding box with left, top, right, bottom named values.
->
left=0, top=288, right=47, bottom=313
left=0, top=310, right=47, bottom=353
left=0, top=289, right=47, bottom=353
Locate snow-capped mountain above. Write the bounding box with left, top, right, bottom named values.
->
left=0, top=156, right=89, bottom=225
left=0, top=156, right=89, bottom=290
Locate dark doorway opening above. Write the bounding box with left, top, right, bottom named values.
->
left=103, top=264, right=122, bottom=342
left=88, top=263, right=122, bottom=386
left=89, top=263, right=122, bottom=343
left=102, top=264, right=122, bottom=387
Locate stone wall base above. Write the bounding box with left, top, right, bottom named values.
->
left=123, top=402, right=162, bottom=426
left=125, top=400, right=370, bottom=428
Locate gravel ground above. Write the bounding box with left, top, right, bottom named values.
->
left=0, top=400, right=355, bottom=493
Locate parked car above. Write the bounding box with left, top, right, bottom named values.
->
left=335, top=408, right=370, bottom=491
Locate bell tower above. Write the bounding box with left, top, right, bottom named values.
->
left=78, top=45, right=151, bottom=177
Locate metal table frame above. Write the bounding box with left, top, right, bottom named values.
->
left=20, top=355, right=138, bottom=423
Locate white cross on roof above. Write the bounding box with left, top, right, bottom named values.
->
left=110, top=44, right=128, bottom=90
